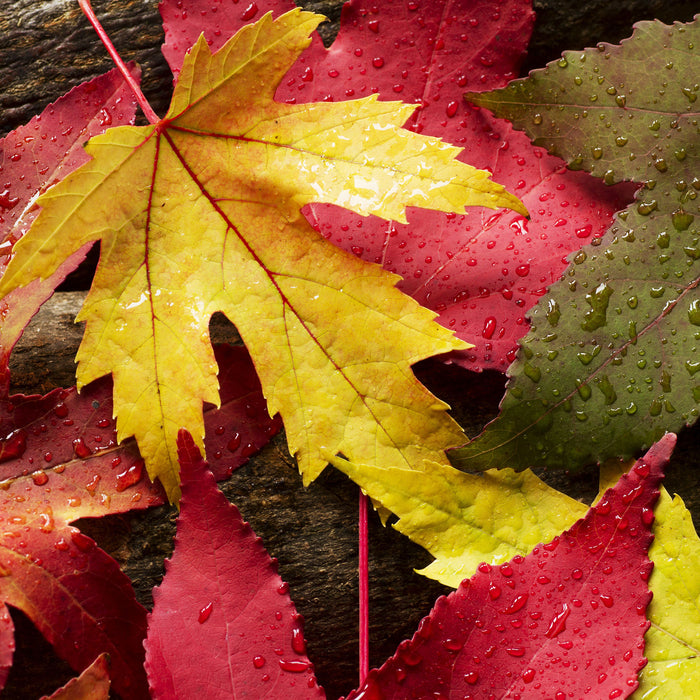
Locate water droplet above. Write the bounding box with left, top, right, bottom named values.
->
left=445, top=101, right=458, bottom=118
left=506, top=646, right=526, bottom=657
left=116, top=460, right=144, bottom=491
left=0, top=429, right=28, bottom=463
left=464, top=671, right=479, bottom=685
left=501, top=593, right=528, bottom=614
left=72, top=437, right=92, bottom=459
left=198, top=602, right=214, bottom=623
left=522, top=360, right=541, bottom=383
left=672, top=209, right=694, bottom=231
left=688, top=299, right=700, bottom=326
left=522, top=668, right=536, bottom=683
left=637, top=200, right=658, bottom=216
left=31, top=471, right=49, bottom=486
left=515, top=263, right=530, bottom=277
left=581, top=283, right=613, bottom=331
left=545, top=603, right=571, bottom=638
left=0, top=188, right=19, bottom=210
left=227, top=433, right=242, bottom=452
left=482, top=317, right=496, bottom=339
left=241, top=2, right=258, bottom=20
left=533, top=113, right=543, bottom=125
left=279, top=659, right=308, bottom=673
left=442, top=637, right=463, bottom=652
left=594, top=374, right=617, bottom=405
left=292, top=622, right=306, bottom=654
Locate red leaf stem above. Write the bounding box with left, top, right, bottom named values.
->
left=358, top=490, right=369, bottom=684
left=78, top=0, right=160, bottom=124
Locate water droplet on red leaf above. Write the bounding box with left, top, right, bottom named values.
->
left=278, top=659, right=308, bottom=673
left=198, top=602, right=214, bottom=623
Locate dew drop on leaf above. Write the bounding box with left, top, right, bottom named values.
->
left=278, top=659, right=308, bottom=673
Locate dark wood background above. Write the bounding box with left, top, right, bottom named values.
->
left=1, top=1, right=698, bottom=698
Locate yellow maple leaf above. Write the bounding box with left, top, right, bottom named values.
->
left=0, top=10, right=525, bottom=501
left=333, top=455, right=587, bottom=587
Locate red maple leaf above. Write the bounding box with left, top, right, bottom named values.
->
left=159, top=0, right=635, bottom=371
left=0, top=343, right=279, bottom=695
left=144, top=430, right=325, bottom=699
left=345, top=435, right=673, bottom=699
left=0, top=67, right=140, bottom=394
left=141, top=431, right=672, bottom=699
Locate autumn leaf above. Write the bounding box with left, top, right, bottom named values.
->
left=0, top=382, right=155, bottom=699
left=144, top=430, right=324, bottom=699
left=0, top=9, right=525, bottom=502
left=344, top=434, right=672, bottom=700
left=0, top=604, right=12, bottom=691
left=451, top=16, right=699, bottom=472
left=0, top=344, right=278, bottom=695
left=0, top=67, right=139, bottom=394
left=598, top=459, right=700, bottom=698
left=160, top=0, right=633, bottom=371
left=41, top=654, right=110, bottom=700
left=332, top=455, right=586, bottom=588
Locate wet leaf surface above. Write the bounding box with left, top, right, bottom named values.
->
left=451, top=16, right=700, bottom=469
left=599, top=460, right=700, bottom=698
left=160, top=0, right=633, bottom=370
left=345, top=435, right=674, bottom=700
left=332, top=454, right=587, bottom=588
left=453, top=16, right=699, bottom=471
left=144, top=431, right=324, bottom=699
left=0, top=344, right=278, bottom=695
left=0, top=9, right=526, bottom=501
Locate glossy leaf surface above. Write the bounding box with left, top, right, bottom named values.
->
left=0, top=10, right=527, bottom=501
left=453, top=17, right=699, bottom=471
left=145, top=431, right=324, bottom=699
left=160, top=0, right=632, bottom=370
left=346, top=434, right=673, bottom=700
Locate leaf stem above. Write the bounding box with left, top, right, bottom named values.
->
left=77, top=0, right=160, bottom=125
left=359, top=489, right=369, bottom=684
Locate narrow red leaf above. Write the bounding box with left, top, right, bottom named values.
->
left=145, top=430, right=325, bottom=699
left=345, top=434, right=675, bottom=700
left=41, top=653, right=110, bottom=700
left=0, top=603, right=13, bottom=691
left=0, top=67, right=140, bottom=393
left=159, top=0, right=634, bottom=371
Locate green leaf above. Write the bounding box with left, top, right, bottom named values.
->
left=332, top=456, right=586, bottom=587
left=451, top=16, right=700, bottom=472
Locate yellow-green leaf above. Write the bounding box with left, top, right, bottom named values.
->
left=599, top=461, right=700, bottom=698
left=332, top=456, right=586, bottom=587
left=0, top=10, right=524, bottom=501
